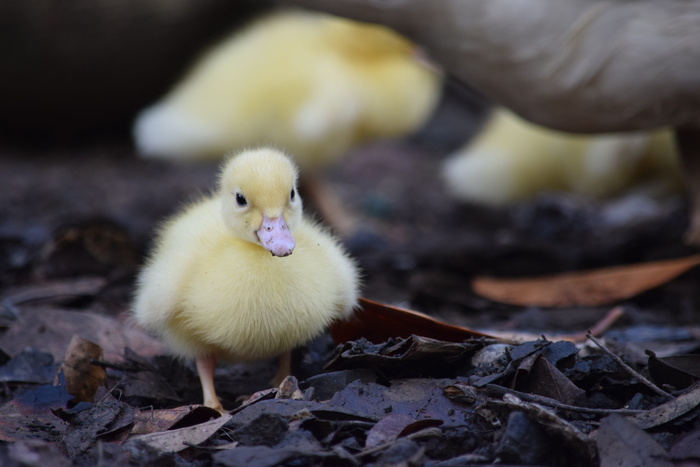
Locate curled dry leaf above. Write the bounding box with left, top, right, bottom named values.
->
left=324, top=335, right=484, bottom=378
left=626, top=384, right=700, bottom=430
left=131, top=406, right=222, bottom=435
left=126, top=413, right=232, bottom=452
left=58, top=334, right=106, bottom=404
left=471, top=255, right=700, bottom=307
left=330, top=298, right=497, bottom=344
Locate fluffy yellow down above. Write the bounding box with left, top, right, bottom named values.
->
left=132, top=148, right=359, bottom=362
left=133, top=9, right=441, bottom=171
left=442, top=108, right=682, bottom=206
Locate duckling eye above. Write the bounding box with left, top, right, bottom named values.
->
left=235, top=192, right=247, bottom=207
left=290, top=188, right=296, bottom=201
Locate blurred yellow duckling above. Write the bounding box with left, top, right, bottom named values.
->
left=133, top=9, right=441, bottom=234
left=442, top=108, right=682, bottom=206
left=132, top=147, right=360, bottom=412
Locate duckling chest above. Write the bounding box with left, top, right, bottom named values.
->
left=173, top=239, right=347, bottom=353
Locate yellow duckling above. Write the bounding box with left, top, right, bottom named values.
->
left=133, top=9, right=441, bottom=234
left=442, top=108, right=682, bottom=206
left=133, top=9, right=439, bottom=168
left=132, top=147, right=360, bottom=411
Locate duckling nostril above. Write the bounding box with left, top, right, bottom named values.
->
left=257, top=215, right=295, bottom=256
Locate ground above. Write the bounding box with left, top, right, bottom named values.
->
left=1, top=86, right=700, bottom=466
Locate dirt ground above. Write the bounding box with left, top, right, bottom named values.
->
left=2, top=84, right=700, bottom=466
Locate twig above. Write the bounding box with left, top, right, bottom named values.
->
left=97, top=377, right=127, bottom=404
left=484, top=384, right=646, bottom=416
left=586, top=332, right=674, bottom=400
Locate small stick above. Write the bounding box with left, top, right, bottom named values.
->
left=484, top=384, right=646, bottom=416
left=586, top=332, right=674, bottom=400
left=97, top=376, right=127, bottom=403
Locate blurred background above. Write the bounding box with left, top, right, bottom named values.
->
left=0, top=0, right=696, bottom=335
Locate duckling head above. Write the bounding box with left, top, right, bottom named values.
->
left=219, top=148, right=303, bottom=257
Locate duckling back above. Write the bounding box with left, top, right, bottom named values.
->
left=133, top=10, right=441, bottom=170
left=442, top=108, right=681, bottom=205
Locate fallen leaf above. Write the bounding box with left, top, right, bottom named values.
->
left=58, top=334, right=106, bottom=404
left=330, top=298, right=497, bottom=344
left=472, top=254, right=700, bottom=307
left=212, top=443, right=334, bottom=467
left=500, top=393, right=597, bottom=462
left=131, top=406, right=221, bottom=435
left=126, top=413, right=232, bottom=452
left=109, top=351, right=184, bottom=405
left=670, top=429, right=700, bottom=463
left=325, top=335, right=484, bottom=379
left=514, top=354, right=587, bottom=406
left=365, top=414, right=441, bottom=449
left=647, top=351, right=700, bottom=390
left=304, top=369, right=378, bottom=401
left=328, top=378, right=485, bottom=428
left=0, top=348, right=59, bottom=384
left=626, top=384, right=700, bottom=429
left=365, top=414, right=417, bottom=449
left=60, top=397, right=137, bottom=458
left=226, top=413, right=288, bottom=447
left=596, top=415, right=672, bottom=467
left=0, top=374, right=72, bottom=442
left=227, top=398, right=376, bottom=426
left=495, top=411, right=564, bottom=466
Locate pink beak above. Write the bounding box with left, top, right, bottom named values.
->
left=256, top=215, right=295, bottom=257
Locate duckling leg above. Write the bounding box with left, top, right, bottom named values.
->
left=676, top=129, right=700, bottom=245
left=299, top=171, right=356, bottom=237
left=195, top=355, right=224, bottom=412
left=271, top=351, right=292, bottom=388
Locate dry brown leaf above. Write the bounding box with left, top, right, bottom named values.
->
left=329, top=298, right=496, bottom=344
left=58, top=334, right=106, bottom=404
left=126, top=413, right=232, bottom=452
left=471, top=255, right=700, bottom=307
left=131, top=405, right=221, bottom=435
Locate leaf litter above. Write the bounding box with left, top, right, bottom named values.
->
left=2, top=138, right=700, bottom=465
